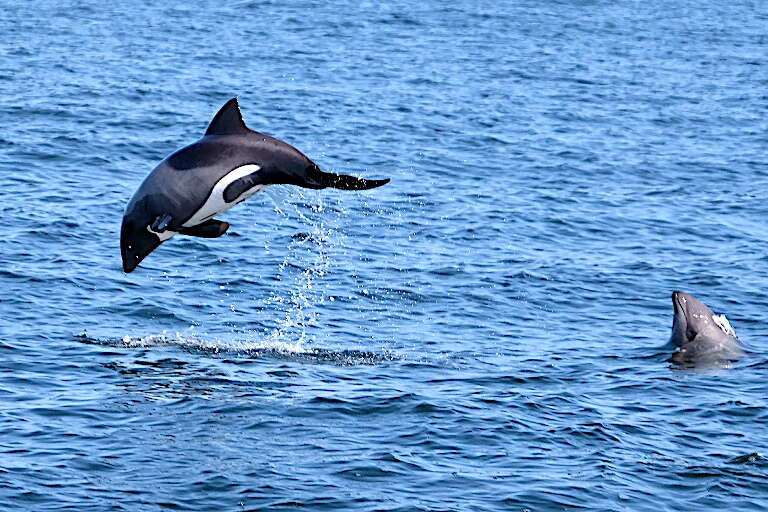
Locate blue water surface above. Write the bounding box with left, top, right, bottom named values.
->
left=1, top=0, right=768, bottom=510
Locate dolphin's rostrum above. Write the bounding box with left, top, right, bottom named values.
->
left=669, top=291, right=745, bottom=365
left=121, top=98, right=389, bottom=273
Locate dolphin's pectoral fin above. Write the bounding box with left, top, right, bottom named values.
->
left=178, top=219, right=230, bottom=238
left=305, top=165, right=390, bottom=191
left=150, top=213, right=173, bottom=232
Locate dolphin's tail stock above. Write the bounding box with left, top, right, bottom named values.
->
left=305, top=165, right=390, bottom=191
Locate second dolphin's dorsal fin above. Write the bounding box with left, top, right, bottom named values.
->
left=205, top=98, right=250, bottom=136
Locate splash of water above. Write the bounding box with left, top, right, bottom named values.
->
left=247, top=188, right=343, bottom=347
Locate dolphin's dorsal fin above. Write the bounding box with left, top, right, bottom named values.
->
left=205, top=98, right=250, bottom=136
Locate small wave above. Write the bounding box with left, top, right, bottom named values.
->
left=335, top=465, right=404, bottom=479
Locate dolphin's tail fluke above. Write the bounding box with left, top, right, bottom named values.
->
left=306, top=165, right=390, bottom=191
left=319, top=172, right=390, bottom=190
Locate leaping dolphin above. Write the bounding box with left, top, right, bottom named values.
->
left=120, top=98, right=389, bottom=273
left=669, top=291, right=745, bottom=365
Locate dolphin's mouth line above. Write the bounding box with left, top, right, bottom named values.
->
left=673, top=293, right=689, bottom=322
left=673, top=292, right=696, bottom=343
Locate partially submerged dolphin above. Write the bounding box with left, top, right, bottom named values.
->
left=120, top=98, right=389, bottom=272
left=669, top=291, right=745, bottom=365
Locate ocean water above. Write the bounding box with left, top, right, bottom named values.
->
left=1, top=0, right=768, bottom=510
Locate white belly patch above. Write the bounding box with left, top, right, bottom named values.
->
left=183, top=164, right=266, bottom=227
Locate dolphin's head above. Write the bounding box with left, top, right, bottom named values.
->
left=120, top=195, right=166, bottom=273
left=670, top=291, right=736, bottom=347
